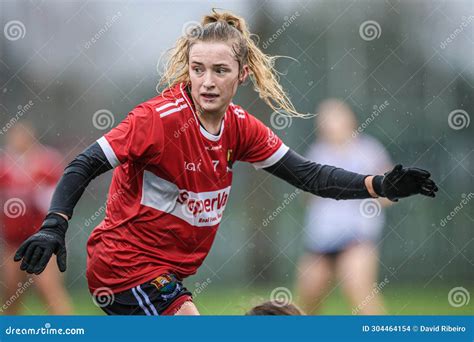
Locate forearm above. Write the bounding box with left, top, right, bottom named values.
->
left=48, top=142, right=113, bottom=219
left=264, top=149, right=380, bottom=200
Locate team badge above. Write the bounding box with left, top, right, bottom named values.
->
left=227, top=149, right=233, bottom=169
left=151, top=275, right=174, bottom=291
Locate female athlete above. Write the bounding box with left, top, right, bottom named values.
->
left=13, top=10, right=438, bottom=315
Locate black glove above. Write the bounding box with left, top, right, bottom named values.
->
left=373, top=164, right=438, bottom=202
left=13, top=212, right=68, bottom=274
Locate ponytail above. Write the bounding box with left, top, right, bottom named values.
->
left=159, top=9, right=310, bottom=118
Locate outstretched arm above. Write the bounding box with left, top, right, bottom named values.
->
left=264, top=149, right=438, bottom=201
left=14, top=142, right=113, bottom=274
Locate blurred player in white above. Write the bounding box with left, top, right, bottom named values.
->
left=296, top=99, right=393, bottom=315
left=0, top=122, right=72, bottom=314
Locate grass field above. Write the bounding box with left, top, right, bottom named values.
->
left=10, top=284, right=473, bottom=315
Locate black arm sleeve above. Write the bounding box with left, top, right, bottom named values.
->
left=263, top=149, right=373, bottom=200
left=48, top=142, right=113, bottom=218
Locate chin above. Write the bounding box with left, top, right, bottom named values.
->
left=200, top=103, right=225, bottom=115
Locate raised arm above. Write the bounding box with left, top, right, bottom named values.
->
left=264, top=149, right=438, bottom=201
left=13, top=142, right=113, bottom=274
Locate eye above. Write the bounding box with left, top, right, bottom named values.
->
left=216, top=67, right=227, bottom=74
left=193, top=66, right=202, bottom=74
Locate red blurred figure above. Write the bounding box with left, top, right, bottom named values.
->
left=0, top=122, right=72, bottom=315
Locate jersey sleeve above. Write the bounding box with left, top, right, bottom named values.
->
left=96, top=104, right=164, bottom=167
left=235, top=111, right=289, bottom=169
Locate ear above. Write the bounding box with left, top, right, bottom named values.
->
left=239, top=65, right=250, bottom=84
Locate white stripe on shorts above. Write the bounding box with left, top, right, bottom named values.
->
left=137, top=285, right=158, bottom=315
left=131, top=287, right=151, bottom=316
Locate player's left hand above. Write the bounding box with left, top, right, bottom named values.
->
left=374, top=164, right=438, bottom=202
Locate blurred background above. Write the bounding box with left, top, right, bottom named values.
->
left=0, top=0, right=472, bottom=315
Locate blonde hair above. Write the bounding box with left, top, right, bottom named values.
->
left=158, top=9, right=309, bottom=118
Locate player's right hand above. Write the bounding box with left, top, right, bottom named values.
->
left=13, top=213, right=68, bottom=274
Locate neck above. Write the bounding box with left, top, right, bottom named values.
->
left=196, top=106, right=226, bottom=135
left=186, top=86, right=226, bottom=135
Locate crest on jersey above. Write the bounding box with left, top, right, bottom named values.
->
left=226, top=149, right=233, bottom=169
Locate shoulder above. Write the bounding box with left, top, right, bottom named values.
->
left=227, top=103, right=263, bottom=128
left=227, top=103, right=270, bottom=142
left=307, top=141, right=324, bottom=156
left=358, top=134, right=386, bottom=151
left=357, top=134, right=392, bottom=165
left=227, top=103, right=281, bottom=148
left=228, top=103, right=249, bottom=120
left=134, top=84, right=190, bottom=123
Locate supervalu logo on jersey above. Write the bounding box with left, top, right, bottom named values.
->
left=141, top=171, right=231, bottom=227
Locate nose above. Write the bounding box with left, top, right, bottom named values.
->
left=202, top=71, right=215, bottom=89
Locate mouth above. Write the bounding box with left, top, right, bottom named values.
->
left=201, top=93, right=219, bottom=101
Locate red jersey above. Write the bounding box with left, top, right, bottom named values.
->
left=87, top=83, right=288, bottom=293
left=0, top=146, right=64, bottom=245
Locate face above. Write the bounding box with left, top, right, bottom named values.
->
left=316, top=101, right=357, bottom=144
left=6, top=124, right=35, bottom=153
left=188, top=41, right=248, bottom=117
